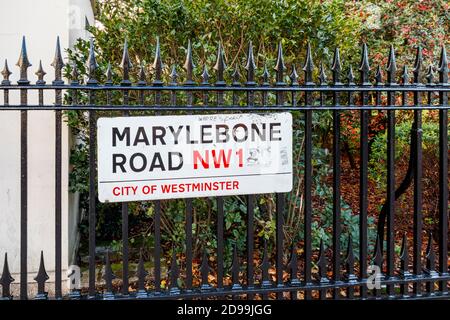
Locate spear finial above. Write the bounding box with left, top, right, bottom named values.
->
left=426, top=65, right=434, bottom=84
left=169, top=64, right=178, bottom=86
left=386, top=44, right=398, bottom=85
left=138, top=63, right=147, bottom=85
left=262, top=64, right=270, bottom=86
left=1, top=59, right=12, bottom=85
left=359, top=43, right=370, bottom=85
left=319, top=62, right=327, bottom=86
left=303, top=42, right=314, bottom=85
left=232, top=63, right=241, bottom=86
left=0, top=253, right=14, bottom=298
left=399, top=232, right=411, bottom=278
left=87, top=38, right=98, bottom=84
left=71, top=63, right=80, bottom=85
left=347, top=65, right=355, bottom=85
left=413, top=46, right=423, bottom=84
left=34, top=251, right=49, bottom=300
left=274, top=41, right=286, bottom=85
left=201, top=64, right=210, bottom=85
left=401, top=65, right=409, bottom=85
left=438, top=45, right=449, bottom=84
left=214, top=42, right=226, bottom=86
left=184, top=40, right=195, bottom=85
left=424, top=232, right=438, bottom=277
left=51, top=36, right=65, bottom=84
left=289, top=64, right=299, bottom=86
left=331, top=47, right=342, bottom=85
left=200, top=249, right=212, bottom=291
left=120, top=39, right=132, bottom=85
left=16, top=36, right=31, bottom=84
left=245, top=41, right=256, bottom=85
left=35, top=60, right=46, bottom=85
left=152, top=36, right=163, bottom=86
left=105, top=62, right=113, bottom=84
left=375, top=65, right=383, bottom=85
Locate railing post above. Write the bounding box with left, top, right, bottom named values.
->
left=358, top=43, right=370, bottom=299
left=437, top=45, right=449, bottom=295
left=16, top=36, right=31, bottom=300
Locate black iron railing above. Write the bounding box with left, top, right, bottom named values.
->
left=0, top=36, right=448, bottom=300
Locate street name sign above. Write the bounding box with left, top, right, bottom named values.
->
left=97, top=112, right=292, bottom=202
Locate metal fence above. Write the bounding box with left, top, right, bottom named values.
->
left=0, top=36, right=449, bottom=300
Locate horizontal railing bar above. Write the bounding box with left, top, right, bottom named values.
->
left=65, top=274, right=450, bottom=300
left=0, top=104, right=448, bottom=111
left=1, top=84, right=450, bottom=92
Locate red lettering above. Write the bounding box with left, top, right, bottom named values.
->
left=212, top=149, right=232, bottom=168
left=193, top=150, right=209, bottom=169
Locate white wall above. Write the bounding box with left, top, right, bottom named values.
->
left=0, top=0, right=93, bottom=296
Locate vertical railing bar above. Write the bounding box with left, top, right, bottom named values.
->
left=212, top=42, right=226, bottom=294
left=424, top=66, right=435, bottom=296
left=246, top=195, right=254, bottom=299
left=87, top=38, right=98, bottom=298
left=244, top=43, right=256, bottom=299
left=88, top=91, right=97, bottom=298
left=304, top=101, right=313, bottom=301
left=121, top=87, right=130, bottom=296
left=274, top=41, right=286, bottom=300
left=359, top=108, right=368, bottom=300
left=275, top=194, right=284, bottom=300
left=116, top=48, right=132, bottom=297
left=399, top=66, right=410, bottom=298
left=331, top=47, right=342, bottom=299
left=412, top=47, right=423, bottom=297
left=17, top=36, right=30, bottom=300
left=385, top=45, right=397, bottom=297
left=19, top=89, right=28, bottom=300
left=412, top=92, right=423, bottom=296
left=51, top=37, right=65, bottom=300
left=54, top=83, right=63, bottom=300
left=154, top=200, right=161, bottom=293
left=185, top=198, right=193, bottom=291
left=217, top=197, right=224, bottom=291
left=358, top=50, right=369, bottom=298
left=182, top=40, right=195, bottom=293
left=302, top=42, right=314, bottom=300
left=437, top=46, right=449, bottom=294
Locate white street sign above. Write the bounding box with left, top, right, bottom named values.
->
left=97, top=112, right=292, bottom=202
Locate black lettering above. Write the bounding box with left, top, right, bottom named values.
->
left=169, top=126, right=183, bottom=144
left=186, top=125, right=198, bottom=144
left=152, top=126, right=166, bottom=145
left=130, top=153, right=147, bottom=172
left=112, top=154, right=126, bottom=173
left=232, top=123, right=248, bottom=142
left=112, top=127, right=130, bottom=146
left=201, top=125, right=213, bottom=143
left=216, top=124, right=229, bottom=143
left=133, top=127, right=150, bottom=146
left=149, top=152, right=165, bottom=171
left=168, top=152, right=183, bottom=170
left=270, top=123, right=282, bottom=141
left=251, top=123, right=266, bottom=141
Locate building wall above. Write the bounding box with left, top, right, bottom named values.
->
left=0, top=0, right=94, bottom=296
